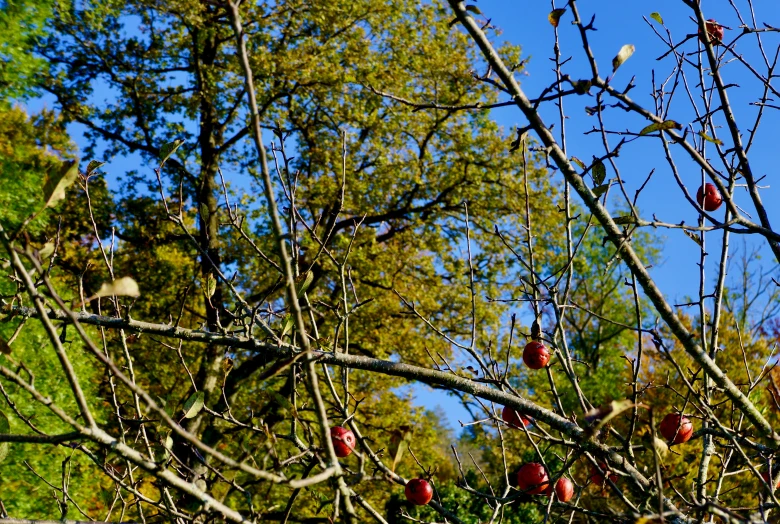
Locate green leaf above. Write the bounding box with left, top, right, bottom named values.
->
left=639, top=120, right=682, bottom=136
left=182, top=391, right=205, bottom=419
left=612, top=44, right=635, bottom=73
left=571, top=156, right=586, bottom=169
left=465, top=4, right=482, bottom=15
left=571, top=79, right=592, bottom=95
left=548, top=8, right=566, bottom=27
left=38, top=242, right=55, bottom=260
left=162, top=433, right=173, bottom=461
left=42, top=159, right=79, bottom=209
left=0, top=410, right=10, bottom=463
left=202, top=272, right=217, bottom=299
left=592, top=159, right=606, bottom=185
left=86, top=160, right=105, bottom=176
left=698, top=131, right=723, bottom=145
left=296, top=271, right=314, bottom=295
left=592, top=183, right=611, bottom=197
left=159, top=139, right=184, bottom=167
left=281, top=314, right=294, bottom=339
left=650, top=12, right=664, bottom=25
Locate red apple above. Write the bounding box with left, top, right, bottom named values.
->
left=659, top=413, right=693, bottom=444
left=517, top=462, right=549, bottom=495
left=696, top=183, right=723, bottom=212
left=330, top=426, right=355, bottom=458
left=589, top=462, right=617, bottom=485
left=698, top=19, right=724, bottom=45
left=523, top=341, right=550, bottom=370
left=502, top=406, right=531, bottom=429
left=554, top=477, right=574, bottom=502
left=762, top=471, right=780, bottom=489
left=405, top=478, right=433, bottom=505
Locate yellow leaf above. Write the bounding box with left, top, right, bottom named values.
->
left=548, top=8, right=566, bottom=27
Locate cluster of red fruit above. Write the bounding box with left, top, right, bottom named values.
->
left=504, top=409, right=695, bottom=498
left=503, top=407, right=573, bottom=501
left=330, top=426, right=434, bottom=506
left=331, top=335, right=698, bottom=507
left=516, top=462, right=574, bottom=501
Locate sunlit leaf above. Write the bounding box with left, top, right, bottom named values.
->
left=548, top=8, right=566, bottom=27
left=510, top=128, right=528, bottom=152
left=612, top=44, right=635, bottom=73
left=161, top=433, right=173, bottom=461
left=683, top=229, right=702, bottom=246
left=650, top=436, right=669, bottom=460
left=698, top=131, right=723, bottom=145
left=390, top=426, right=413, bottom=472
left=650, top=12, right=663, bottom=25
left=38, top=242, right=55, bottom=260
left=202, top=272, right=216, bottom=299
left=182, top=391, right=205, bottom=419
left=94, top=277, right=140, bottom=299
left=296, top=271, right=314, bottom=295
left=42, top=159, right=79, bottom=209
left=281, top=314, right=294, bottom=339
left=159, top=139, right=184, bottom=167
left=465, top=4, right=482, bottom=15
left=592, top=183, right=611, bottom=197
left=571, top=156, right=586, bottom=169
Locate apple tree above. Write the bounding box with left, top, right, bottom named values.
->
left=1, top=0, right=780, bottom=523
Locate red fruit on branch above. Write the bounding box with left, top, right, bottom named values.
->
left=659, top=413, right=694, bottom=444
left=502, top=406, right=531, bottom=429
left=698, top=19, right=724, bottom=45
left=554, top=477, right=574, bottom=502
left=589, top=463, right=617, bottom=485
left=697, top=183, right=723, bottom=211
left=517, top=462, right=549, bottom=495
left=330, top=426, right=355, bottom=458
left=523, top=341, right=550, bottom=369
left=405, top=478, right=434, bottom=505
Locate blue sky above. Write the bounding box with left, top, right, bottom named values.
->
left=24, top=0, right=780, bottom=431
